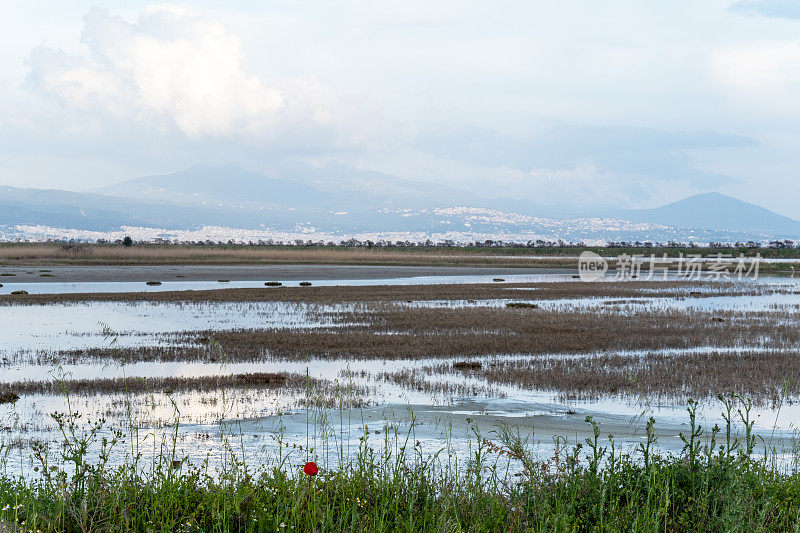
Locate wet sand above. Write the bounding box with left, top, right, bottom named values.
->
left=0, top=264, right=568, bottom=283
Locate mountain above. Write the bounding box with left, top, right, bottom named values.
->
left=94, top=165, right=331, bottom=209
left=0, top=185, right=316, bottom=231
left=0, top=186, right=187, bottom=230
left=617, top=192, right=800, bottom=236
left=95, top=164, right=486, bottom=212
left=3, top=166, right=799, bottom=242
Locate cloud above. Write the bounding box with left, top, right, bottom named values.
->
left=728, top=0, right=800, bottom=19
left=414, top=123, right=753, bottom=192
left=26, top=5, right=338, bottom=140
left=712, top=40, right=800, bottom=92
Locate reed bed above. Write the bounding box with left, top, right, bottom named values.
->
left=428, top=349, right=800, bottom=405
left=171, top=306, right=800, bottom=361
left=0, top=279, right=775, bottom=306
left=12, top=302, right=798, bottom=403
left=0, top=372, right=308, bottom=396
left=375, top=368, right=505, bottom=398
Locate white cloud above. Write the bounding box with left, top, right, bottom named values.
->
left=4, top=1, right=800, bottom=215
left=27, top=5, right=337, bottom=140
left=713, top=40, right=800, bottom=91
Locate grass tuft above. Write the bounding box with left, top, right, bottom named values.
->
left=0, top=390, right=19, bottom=404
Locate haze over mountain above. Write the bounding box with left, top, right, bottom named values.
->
left=2, top=166, right=799, bottom=244
left=94, top=165, right=487, bottom=212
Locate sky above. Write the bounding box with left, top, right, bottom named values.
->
left=0, top=0, right=799, bottom=216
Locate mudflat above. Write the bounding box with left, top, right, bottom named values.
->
left=0, top=264, right=567, bottom=283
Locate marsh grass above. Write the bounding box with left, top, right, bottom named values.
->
left=376, top=368, right=504, bottom=398
left=170, top=305, right=800, bottom=366
left=0, top=279, right=781, bottom=307
left=506, top=302, right=539, bottom=308
left=3, top=324, right=800, bottom=530
left=0, top=243, right=572, bottom=269
left=430, top=350, right=800, bottom=405
left=3, top=395, right=800, bottom=532
left=0, top=392, right=19, bottom=405
left=0, top=373, right=311, bottom=396
left=9, top=291, right=800, bottom=403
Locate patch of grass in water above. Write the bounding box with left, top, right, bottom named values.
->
left=265, top=281, right=282, bottom=286
left=452, top=361, right=482, bottom=371
left=0, top=391, right=19, bottom=404
left=506, top=302, right=539, bottom=309
left=10, top=290, right=27, bottom=295
left=299, top=281, right=312, bottom=286
left=145, top=281, right=162, bottom=286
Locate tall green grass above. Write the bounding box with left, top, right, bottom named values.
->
left=2, top=396, right=800, bottom=532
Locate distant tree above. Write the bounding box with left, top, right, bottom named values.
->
left=122, top=236, right=133, bottom=247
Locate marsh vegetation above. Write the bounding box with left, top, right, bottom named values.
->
left=3, top=275, right=800, bottom=530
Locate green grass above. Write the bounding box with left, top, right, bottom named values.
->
left=3, top=399, right=800, bottom=532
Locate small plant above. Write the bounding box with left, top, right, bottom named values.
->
left=0, top=390, right=19, bottom=404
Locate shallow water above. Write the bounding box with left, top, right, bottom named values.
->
left=0, top=300, right=358, bottom=354
left=0, top=273, right=576, bottom=294
left=3, top=276, right=800, bottom=477
left=5, top=268, right=791, bottom=294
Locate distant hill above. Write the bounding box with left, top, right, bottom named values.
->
left=0, top=185, right=309, bottom=231
left=95, top=165, right=484, bottom=211
left=95, top=165, right=330, bottom=209
left=617, top=192, right=800, bottom=235
left=2, top=166, right=799, bottom=242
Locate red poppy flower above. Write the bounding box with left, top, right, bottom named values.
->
left=303, top=461, right=318, bottom=476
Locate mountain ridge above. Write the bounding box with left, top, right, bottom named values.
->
left=3, top=166, right=798, bottom=241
